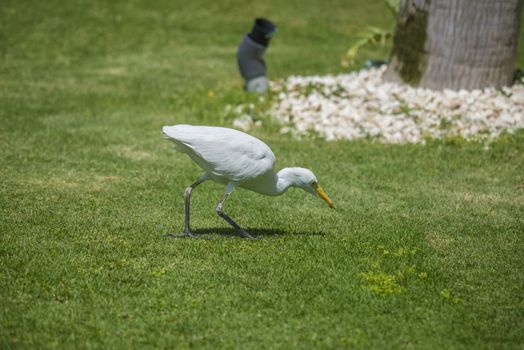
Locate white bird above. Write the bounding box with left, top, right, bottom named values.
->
left=162, top=124, right=335, bottom=239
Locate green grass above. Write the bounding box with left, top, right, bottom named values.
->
left=1, top=0, right=524, bottom=348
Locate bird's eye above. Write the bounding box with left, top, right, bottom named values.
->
left=310, top=181, right=319, bottom=189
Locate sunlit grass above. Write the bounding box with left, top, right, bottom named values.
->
left=1, top=0, right=524, bottom=349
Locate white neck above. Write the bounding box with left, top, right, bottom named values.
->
left=271, top=167, right=311, bottom=195
left=240, top=167, right=310, bottom=196
left=273, top=168, right=294, bottom=195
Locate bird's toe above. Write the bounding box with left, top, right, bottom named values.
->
left=163, top=232, right=210, bottom=239
left=239, top=230, right=256, bottom=239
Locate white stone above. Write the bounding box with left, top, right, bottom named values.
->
left=228, top=66, right=524, bottom=143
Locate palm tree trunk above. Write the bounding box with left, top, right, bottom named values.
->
left=384, top=0, right=523, bottom=90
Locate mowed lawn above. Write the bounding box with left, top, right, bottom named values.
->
left=1, top=0, right=523, bottom=348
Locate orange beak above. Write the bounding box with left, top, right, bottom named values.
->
left=312, top=183, right=336, bottom=209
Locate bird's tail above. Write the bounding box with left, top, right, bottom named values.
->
left=162, top=125, right=192, bottom=153
left=162, top=126, right=174, bottom=140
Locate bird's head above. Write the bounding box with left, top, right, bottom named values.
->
left=282, top=167, right=336, bottom=208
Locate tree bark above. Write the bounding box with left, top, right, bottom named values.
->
left=384, top=0, right=523, bottom=90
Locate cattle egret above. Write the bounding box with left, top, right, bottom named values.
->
left=162, top=124, right=335, bottom=239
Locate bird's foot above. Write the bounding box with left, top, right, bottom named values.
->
left=238, top=229, right=256, bottom=239
left=163, top=231, right=210, bottom=239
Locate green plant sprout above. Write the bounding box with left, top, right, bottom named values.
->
left=341, top=0, right=400, bottom=68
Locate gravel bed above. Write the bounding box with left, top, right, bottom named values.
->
left=233, top=65, right=524, bottom=144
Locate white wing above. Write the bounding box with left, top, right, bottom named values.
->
left=162, top=125, right=276, bottom=182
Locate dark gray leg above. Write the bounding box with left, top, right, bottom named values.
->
left=164, top=174, right=208, bottom=239
left=215, top=192, right=255, bottom=239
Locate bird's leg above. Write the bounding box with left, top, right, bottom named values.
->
left=215, top=185, right=255, bottom=239
left=164, top=174, right=208, bottom=239
left=181, top=185, right=198, bottom=237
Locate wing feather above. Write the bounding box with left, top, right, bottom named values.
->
left=162, top=125, right=276, bottom=182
